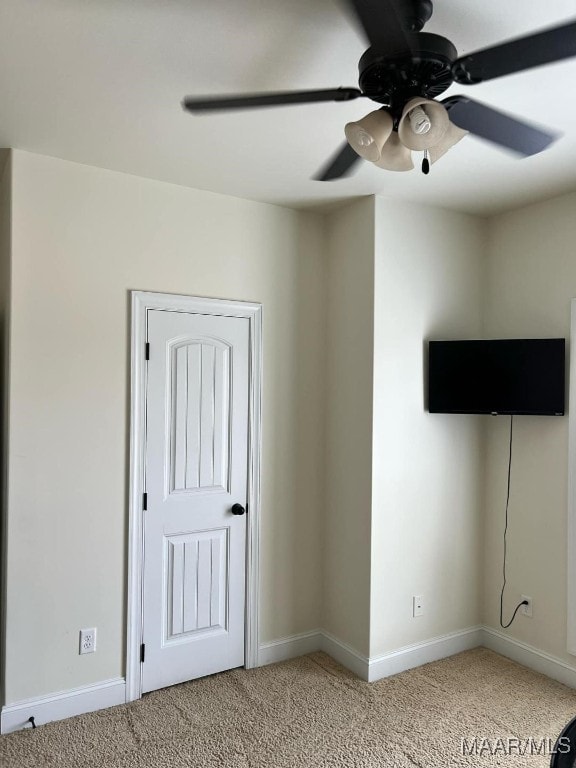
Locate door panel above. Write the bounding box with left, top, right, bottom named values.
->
left=170, top=340, right=231, bottom=493
left=165, top=529, right=228, bottom=639
left=142, top=309, right=249, bottom=693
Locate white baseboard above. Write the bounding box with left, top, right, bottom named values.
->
left=258, top=627, right=483, bottom=683
left=320, top=631, right=370, bottom=680
left=258, top=630, right=322, bottom=666
left=1, top=677, right=126, bottom=734
left=367, top=626, right=483, bottom=682
left=481, top=626, right=576, bottom=689
left=258, top=629, right=370, bottom=679
left=5, top=626, right=575, bottom=734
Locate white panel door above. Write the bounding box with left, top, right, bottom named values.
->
left=142, top=309, right=249, bottom=693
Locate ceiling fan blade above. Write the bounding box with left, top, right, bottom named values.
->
left=452, top=19, right=576, bottom=84
left=182, top=87, right=364, bottom=113
left=344, top=0, right=413, bottom=53
left=443, top=96, right=559, bottom=156
left=314, top=143, right=361, bottom=181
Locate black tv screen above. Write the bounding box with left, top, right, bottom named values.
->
left=428, top=339, right=565, bottom=416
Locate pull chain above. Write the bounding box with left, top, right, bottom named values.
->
left=422, top=150, right=430, bottom=175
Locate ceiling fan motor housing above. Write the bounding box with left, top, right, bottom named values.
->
left=359, top=32, right=457, bottom=114
left=398, top=0, right=434, bottom=32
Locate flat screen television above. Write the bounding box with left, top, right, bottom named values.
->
left=428, top=338, right=565, bottom=416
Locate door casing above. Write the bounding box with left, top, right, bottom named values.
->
left=126, top=291, right=262, bottom=702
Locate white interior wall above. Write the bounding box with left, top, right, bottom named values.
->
left=370, top=198, right=486, bottom=656
left=4, top=150, right=327, bottom=703
left=483, top=192, right=576, bottom=664
left=322, top=197, right=487, bottom=660
left=323, top=198, right=375, bottom=656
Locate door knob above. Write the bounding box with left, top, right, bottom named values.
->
left=231, top=503, right=246, bottom=516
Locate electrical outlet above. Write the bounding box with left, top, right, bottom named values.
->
left=412, top=595, right=424, bottom=617
left=521, top=595, right=533, bottom=618
left=79, top=628, right=97, bottom=654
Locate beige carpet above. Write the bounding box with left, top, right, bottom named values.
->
left=2, top=648, right=576, bottom=767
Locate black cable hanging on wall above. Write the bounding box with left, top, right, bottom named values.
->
left=500, top=414, right=528, bottom=629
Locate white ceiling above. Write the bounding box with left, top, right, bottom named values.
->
left=1, top=0, right=575, bottom=215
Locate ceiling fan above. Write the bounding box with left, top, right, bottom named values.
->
left=182, top=0, right=576, bottom=179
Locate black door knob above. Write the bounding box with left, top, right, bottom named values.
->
left=231, top=503, right=246, bottom=516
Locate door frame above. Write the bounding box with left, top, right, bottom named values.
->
left=568, top=299, right=576, bottom=655
left=126, top=290, right=262, bottom=702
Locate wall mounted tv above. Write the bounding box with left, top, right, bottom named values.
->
left=428, top=338, right=565, bottom=416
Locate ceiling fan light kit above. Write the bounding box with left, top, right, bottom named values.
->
left=428, top=121, right=469, bottom=164
left=182, top=0, right=576, bottom=181
left=374, top=131, right=414, bottom=171
left=345, top=97, right=466, bottom=172
left=344, top=109, right=393, bottom=161
left=398, top=98, right=448, bottom=150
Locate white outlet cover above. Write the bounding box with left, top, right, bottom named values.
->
left=79, top=628, right=97, bottom=654
left=521, top=596, right=533, bottom=618
left=413, top=595, right=424, bottom=617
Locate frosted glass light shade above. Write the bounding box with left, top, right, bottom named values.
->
left=398, top=97, right=449, bottom=151
left=429, top=120, right=468, bottom=164
left=345, top=109, right=394, bottom=161
left=373, top=132, right=414, bottom=171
